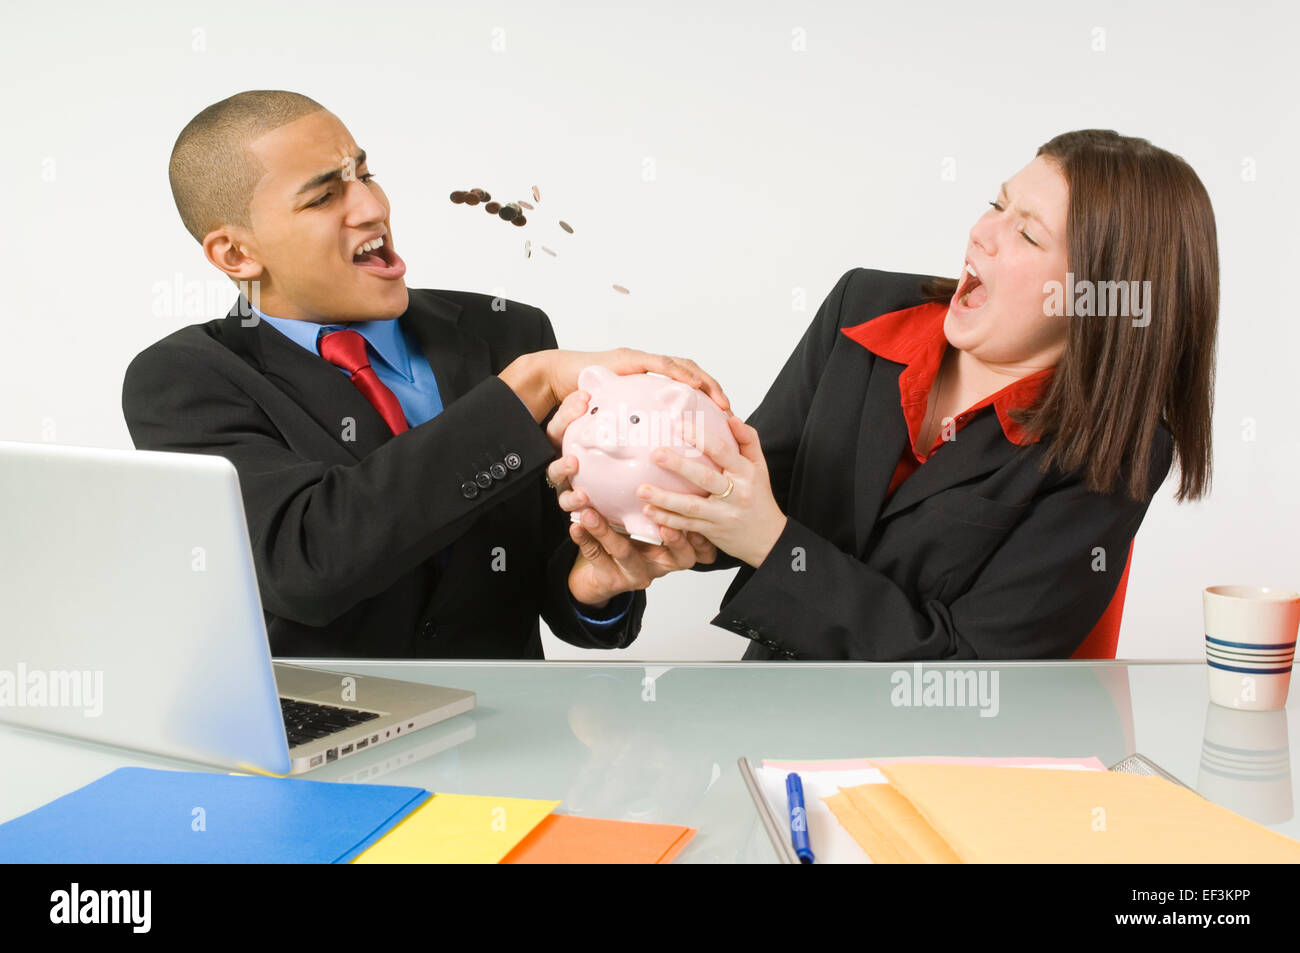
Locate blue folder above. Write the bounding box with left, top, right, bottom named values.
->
left=0, top=767, right=430, bottom=863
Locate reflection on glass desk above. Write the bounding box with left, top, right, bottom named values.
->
left=0, top=660, right=1294, bottom=863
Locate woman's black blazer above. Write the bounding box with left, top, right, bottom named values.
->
left=698, top=268, right=1174, bottom=660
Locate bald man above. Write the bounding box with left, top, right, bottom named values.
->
left=123, top=89, right=724, bottom=658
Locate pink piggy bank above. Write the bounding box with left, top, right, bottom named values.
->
left=561, top=365, right=738, bottom=544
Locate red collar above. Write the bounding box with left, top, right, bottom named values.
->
left=841, top=301, right=1054, bottom=447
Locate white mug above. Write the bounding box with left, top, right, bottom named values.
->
left=1204, top=585, right=1300, bottom=711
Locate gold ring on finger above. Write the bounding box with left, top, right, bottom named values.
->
left=713, top=475, right=734, bottom=501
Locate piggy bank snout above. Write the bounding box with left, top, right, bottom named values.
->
left=570, top=401, right=682, bottom=453
left=571, top=415, right=632, bottom=457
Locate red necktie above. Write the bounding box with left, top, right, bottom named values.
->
left=318, top=328, right=410, bottom=435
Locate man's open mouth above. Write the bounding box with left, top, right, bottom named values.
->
left=350, top=235, right=407, bottom=279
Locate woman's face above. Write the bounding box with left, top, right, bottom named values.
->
left=945, top=155, right=1070, bottom=371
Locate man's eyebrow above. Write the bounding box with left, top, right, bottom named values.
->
left=999, top=181, right=1054, bottom=238
left=295, top=150, right=367, bottom=197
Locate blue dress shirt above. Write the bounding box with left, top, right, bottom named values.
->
left=251, top=303, right=630, bottom=628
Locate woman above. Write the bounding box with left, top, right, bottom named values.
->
left=548, top=129, right=1218, bottom=660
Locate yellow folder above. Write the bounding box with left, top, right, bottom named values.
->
left=352, top=792, right=559, bottom=864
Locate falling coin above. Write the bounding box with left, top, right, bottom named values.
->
left=499, top=204, right=519, bottom=221
left=464, top=193, right=481, bottom=206
left=531, top=185, right=540, bottom=202
left=541, top=246, right=556, bottom=257
left=485, top=201, right=502, bottom=214
left=518, top=200, right=534, bottom=211
left=613, top=285, right=630, bottom=295
left=558, top=221, right=574, bottom=234
left=524, top=240, right=532, bottom=258
left=450, top=191, right=466, bottom=203
left=512, top=215, right=527, bottom=227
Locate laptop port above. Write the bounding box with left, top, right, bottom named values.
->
left=326, top=747, right=338, bottom=762
left=356, top=738, right=369, bottom=749
left=371, top=734, right=379, bottom=744
left=310, top=755, right=323, bottom=768
left=341, top=744, right=354, bottom=755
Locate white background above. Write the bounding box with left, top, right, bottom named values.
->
left=2, top=0, right=1296, bottom=659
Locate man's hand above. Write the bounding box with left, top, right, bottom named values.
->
left=502, top=348, right=730, bottom=423
left=566, top=507, right=715, bottom=607
left=544, top=388, right=591, bottom=454
left=542, top=389, right=718, bottom=606
left=545, top=348, right=730, bottom=415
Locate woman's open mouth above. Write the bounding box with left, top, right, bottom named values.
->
left=954, top=262, right=987, bottom=311
left=350, top=235, right=407, bottom=280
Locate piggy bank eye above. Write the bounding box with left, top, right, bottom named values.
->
left=629, top=415, right=640, bottom=424
left=589, top=407, right=599, bottom=415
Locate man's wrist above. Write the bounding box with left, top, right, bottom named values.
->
left=499, top=352, right=555, bottom=423
left=571, top=589, right=633, bottom=625
left=568, top=578, right=615, bottom=611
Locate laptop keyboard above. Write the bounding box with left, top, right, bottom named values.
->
left=280, top=697, right=381, bottom=749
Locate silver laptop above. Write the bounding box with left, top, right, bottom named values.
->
left=0, top=440, right=475, bottom=775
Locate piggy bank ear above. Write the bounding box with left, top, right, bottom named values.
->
left=578, top=364, right=619, bottom=394
left=653, top=383, right=694, bottom=417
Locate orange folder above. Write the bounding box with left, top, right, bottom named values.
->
left=501, top=814, right=696, bottom=864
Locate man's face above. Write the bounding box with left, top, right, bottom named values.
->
left=222, top=109, right=409, bottom=322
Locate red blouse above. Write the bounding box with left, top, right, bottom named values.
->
left=841, top=300, right=1054, bottom=499
left=838, top=299, right=1128, bottom=660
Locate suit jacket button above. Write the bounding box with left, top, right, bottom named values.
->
left=490, top=462, right=507, bottom=480
left=421, top=621, right=438, bottom=640
left=475, top=470, right=493, bottom=489
left=504, top=451, right=522, bottom=470
left=460, top=481, right=479, bottom=499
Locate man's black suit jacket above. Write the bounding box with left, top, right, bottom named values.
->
left=698, top=268, right=1175, bottom=661
left=121, top=288, right=646, bottom=658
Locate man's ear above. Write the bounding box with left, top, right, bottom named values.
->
left=204, top=228, right=262, bottom=281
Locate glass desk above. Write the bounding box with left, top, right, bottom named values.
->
left=1, top=660, right=1294, bottom=863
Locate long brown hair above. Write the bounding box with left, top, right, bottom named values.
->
left=921, top=129, right=1218, bottom=503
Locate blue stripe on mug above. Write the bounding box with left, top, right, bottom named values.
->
left=1206, top=649, right=1295, bottom=662
left=1206, top=654, right=1294, bottom=666
left=1206, top=634, right=1298, bottom=651
left=1206, top=643, right=1295, bottom=653
left=1206, top=659, right=1295, bottom=675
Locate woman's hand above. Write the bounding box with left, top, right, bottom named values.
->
left=636, top=415, right=788, bottom=568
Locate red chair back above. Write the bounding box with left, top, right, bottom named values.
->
left=1071, top=539, right=1135, bottom=660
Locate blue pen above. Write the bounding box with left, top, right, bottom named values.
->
left=785, top=772, right=815, bottom=864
